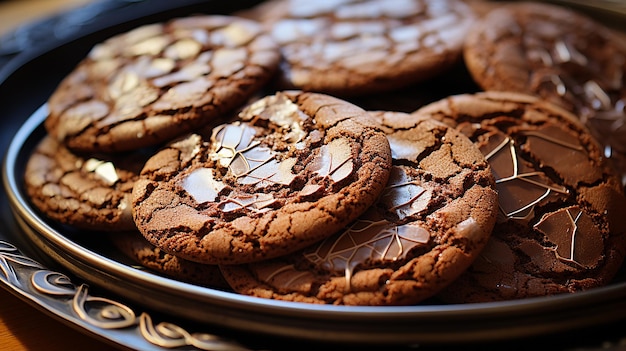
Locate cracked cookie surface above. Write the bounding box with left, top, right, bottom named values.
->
left=45, top=15, right=280, bottom=153
left=240, top=0, right=476, bottom=96
left=416, top=91, right=626, bottom=302
left=219, top=111, right=497, bottom=305
left=24, top=135, right=147, bottom=231
left=131, top=91, right=392, bottom=265
left=463, top=2, right=626, bottom=184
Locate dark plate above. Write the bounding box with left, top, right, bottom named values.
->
left=1, top=1, right=626, bottom=350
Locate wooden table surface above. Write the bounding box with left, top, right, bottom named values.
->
left=0, top=286, right=120, bottom=350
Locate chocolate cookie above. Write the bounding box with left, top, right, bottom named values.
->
left=463, top=2, right=626, bottom=184
left=219, top=111, right=498, bottom=305
left=131, top=91, right=392, bottom=265
left=241, top=0, right=476, bottom=96
left=24, top=135, right=147, bottom=231
left=45, top=15, right=280, bottom=153
left=110, top=231, right=229, bottom=289
left=413, top=91, right=626, bottom=302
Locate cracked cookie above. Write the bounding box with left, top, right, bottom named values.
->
left=463, top=2, right=626, bottom=185
left=240, top=0, right=476, bottom=96
left=219, top=111, right=498, bottom=305
left=131, top=91, right=393, bottom=265
left=45, top=15, right=280, bottom=153
left=413, top=91, right=626, bottom=302
left=23, top=135, right=148, bottom=231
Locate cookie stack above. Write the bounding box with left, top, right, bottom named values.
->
left=23, top=0, right=626, bottom=306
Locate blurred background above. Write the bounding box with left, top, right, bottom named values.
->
left=0, top=0, right=91, bottom=36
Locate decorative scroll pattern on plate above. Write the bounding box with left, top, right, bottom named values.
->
left=0, top=240, right=250, bottom=351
